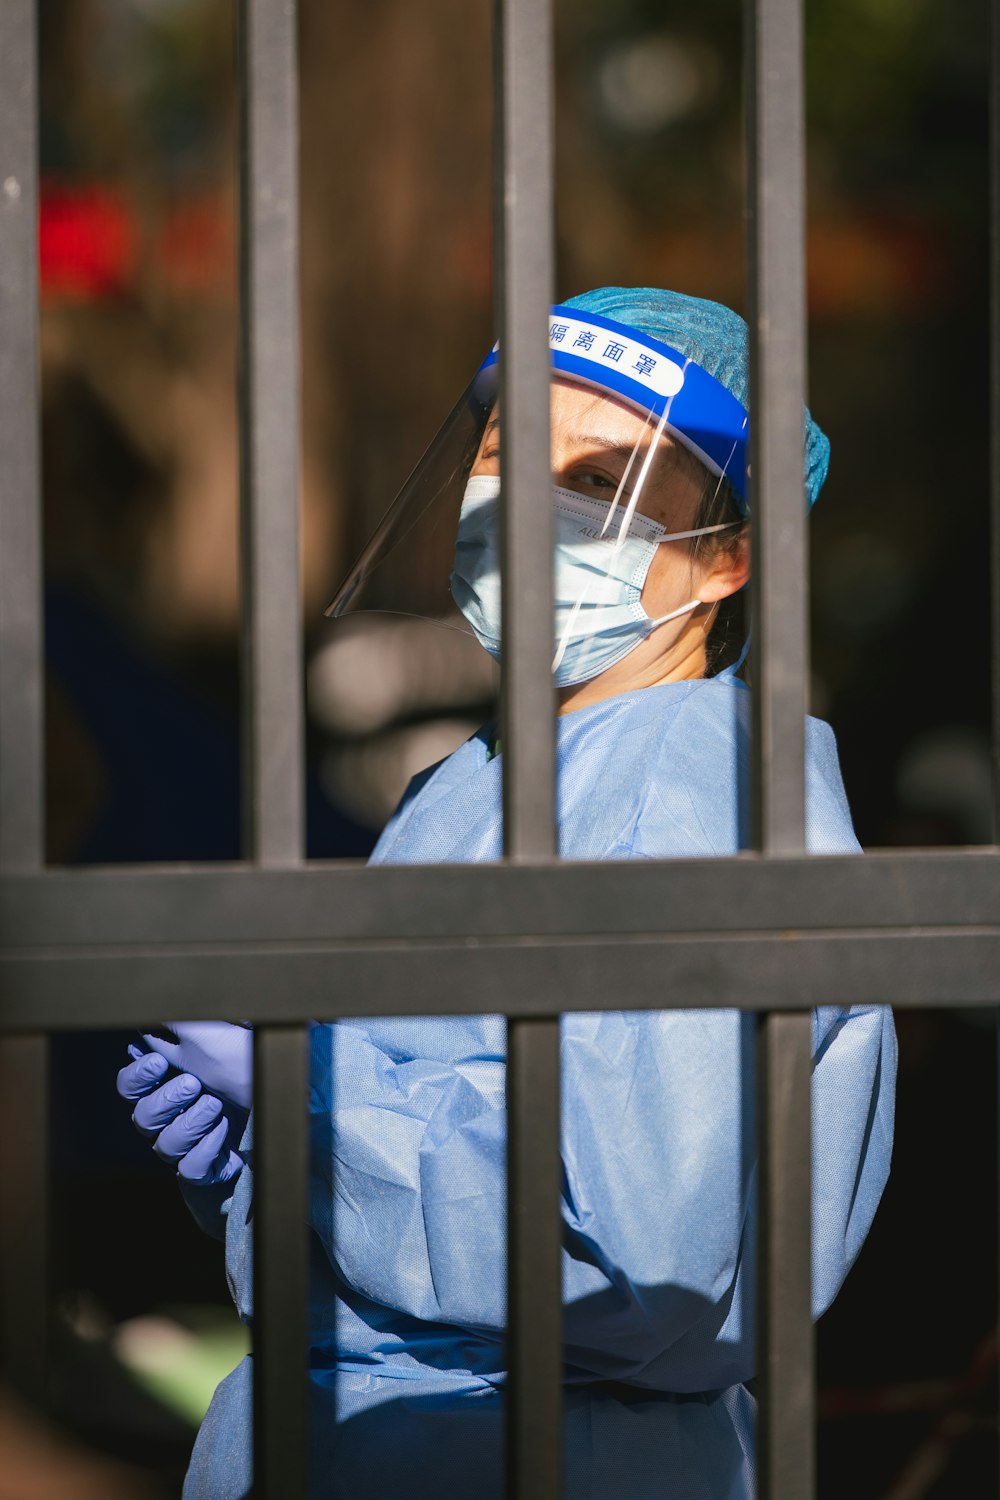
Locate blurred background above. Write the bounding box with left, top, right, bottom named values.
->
left=27, top=0, right=996, bottom=1495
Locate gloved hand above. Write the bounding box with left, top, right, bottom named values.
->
left=117, top=1045, right=246, bottom=1187
left=138, top=1022, right=253, bottom=1112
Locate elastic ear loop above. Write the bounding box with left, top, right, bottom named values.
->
left=553, top=522, right=739, bottom=672
left=645, top=514, right=743, bottom=632
left=646, top=597, right=703, bottom=630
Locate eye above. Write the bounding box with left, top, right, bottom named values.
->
left=571, top=470, right=620, bottom=492
left=471, top=446, right=501, bottom=475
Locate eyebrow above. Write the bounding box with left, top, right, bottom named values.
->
left=568, top=433, right=653, bottom=462
left=481, top=419, right=657, bottom=464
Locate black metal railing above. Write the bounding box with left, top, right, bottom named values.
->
left=2, top=0, right=999, bottom=1498
left=0, top=0, right=47, bottom=1422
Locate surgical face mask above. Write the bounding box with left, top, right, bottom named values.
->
left=450, top=474, right=734, bottom=689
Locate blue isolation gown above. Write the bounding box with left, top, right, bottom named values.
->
left=184, top=672, right=896, bottom=1500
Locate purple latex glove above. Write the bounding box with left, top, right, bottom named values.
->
left=117, top=1046, right=245, bottom=1187
left=139, top=1022, right=253, bottom=1112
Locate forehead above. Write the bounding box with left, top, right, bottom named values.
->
left=548, top=379, right=706, bottom=496
left=549, top=378, right=651, bottom=449
left=477, top=377, right=708, bottom=505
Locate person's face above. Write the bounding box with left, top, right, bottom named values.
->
left=469, top=378, right=722, bottom=623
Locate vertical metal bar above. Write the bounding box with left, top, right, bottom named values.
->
left=506, top=1015, right=562, bottom=1500
left=0, top=2, right=43, bottom=871
left=493, top=0, right=561, bottom=1494
left=991, top=0, right=1000, bottom=849
left=989, top=0, right=1000, bottom=1479
left=756, top=1010, right=814, bottom=1500
left=239, top=3, right=308, bottom=1494
left=239, top=0, right=304, bottom=868
left=0, top=1039, right=48, bottom=1403
left=745, top=0, right=813, bottom=1494
left=253, top=1024, right=310, bottom=1500
left=494, top=0, right=556, bottom=861
left=745, top=0, right=809, bottom=858
left=0, top=0, right=48, bottom=1407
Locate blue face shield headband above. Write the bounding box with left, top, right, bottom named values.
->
left=471, top=305, right=751, bottom=510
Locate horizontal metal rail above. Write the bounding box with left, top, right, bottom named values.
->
left=2, top=850, right=998, bottom=945
left=2, top=931, right=999, bottom=1035
left=4, top=858, right=997, bottom=1028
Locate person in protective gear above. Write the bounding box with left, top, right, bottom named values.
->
left=118, top=286, right=895, bottom=1500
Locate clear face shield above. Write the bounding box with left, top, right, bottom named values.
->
left=324, top=306, right=750, bottom=691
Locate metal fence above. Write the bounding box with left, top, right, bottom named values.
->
left=0, top=0, right=998, bottom=1498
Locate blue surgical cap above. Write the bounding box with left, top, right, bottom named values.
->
left=563, top=286, right=830, bottom=508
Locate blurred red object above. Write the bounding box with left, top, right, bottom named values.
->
left=39, top=181, right=233, bottom=303
left=156, top=192, right=234, bottom=295
left=39, top=182, right=137, bottom=301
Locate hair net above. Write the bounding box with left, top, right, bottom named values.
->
left=563, top=286, right=830, bottom=508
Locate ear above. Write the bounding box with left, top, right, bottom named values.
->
left=697, top=527, right=750, bottom=604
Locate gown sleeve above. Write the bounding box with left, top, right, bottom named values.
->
left=556, top=1001, right=895, bottom=1392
